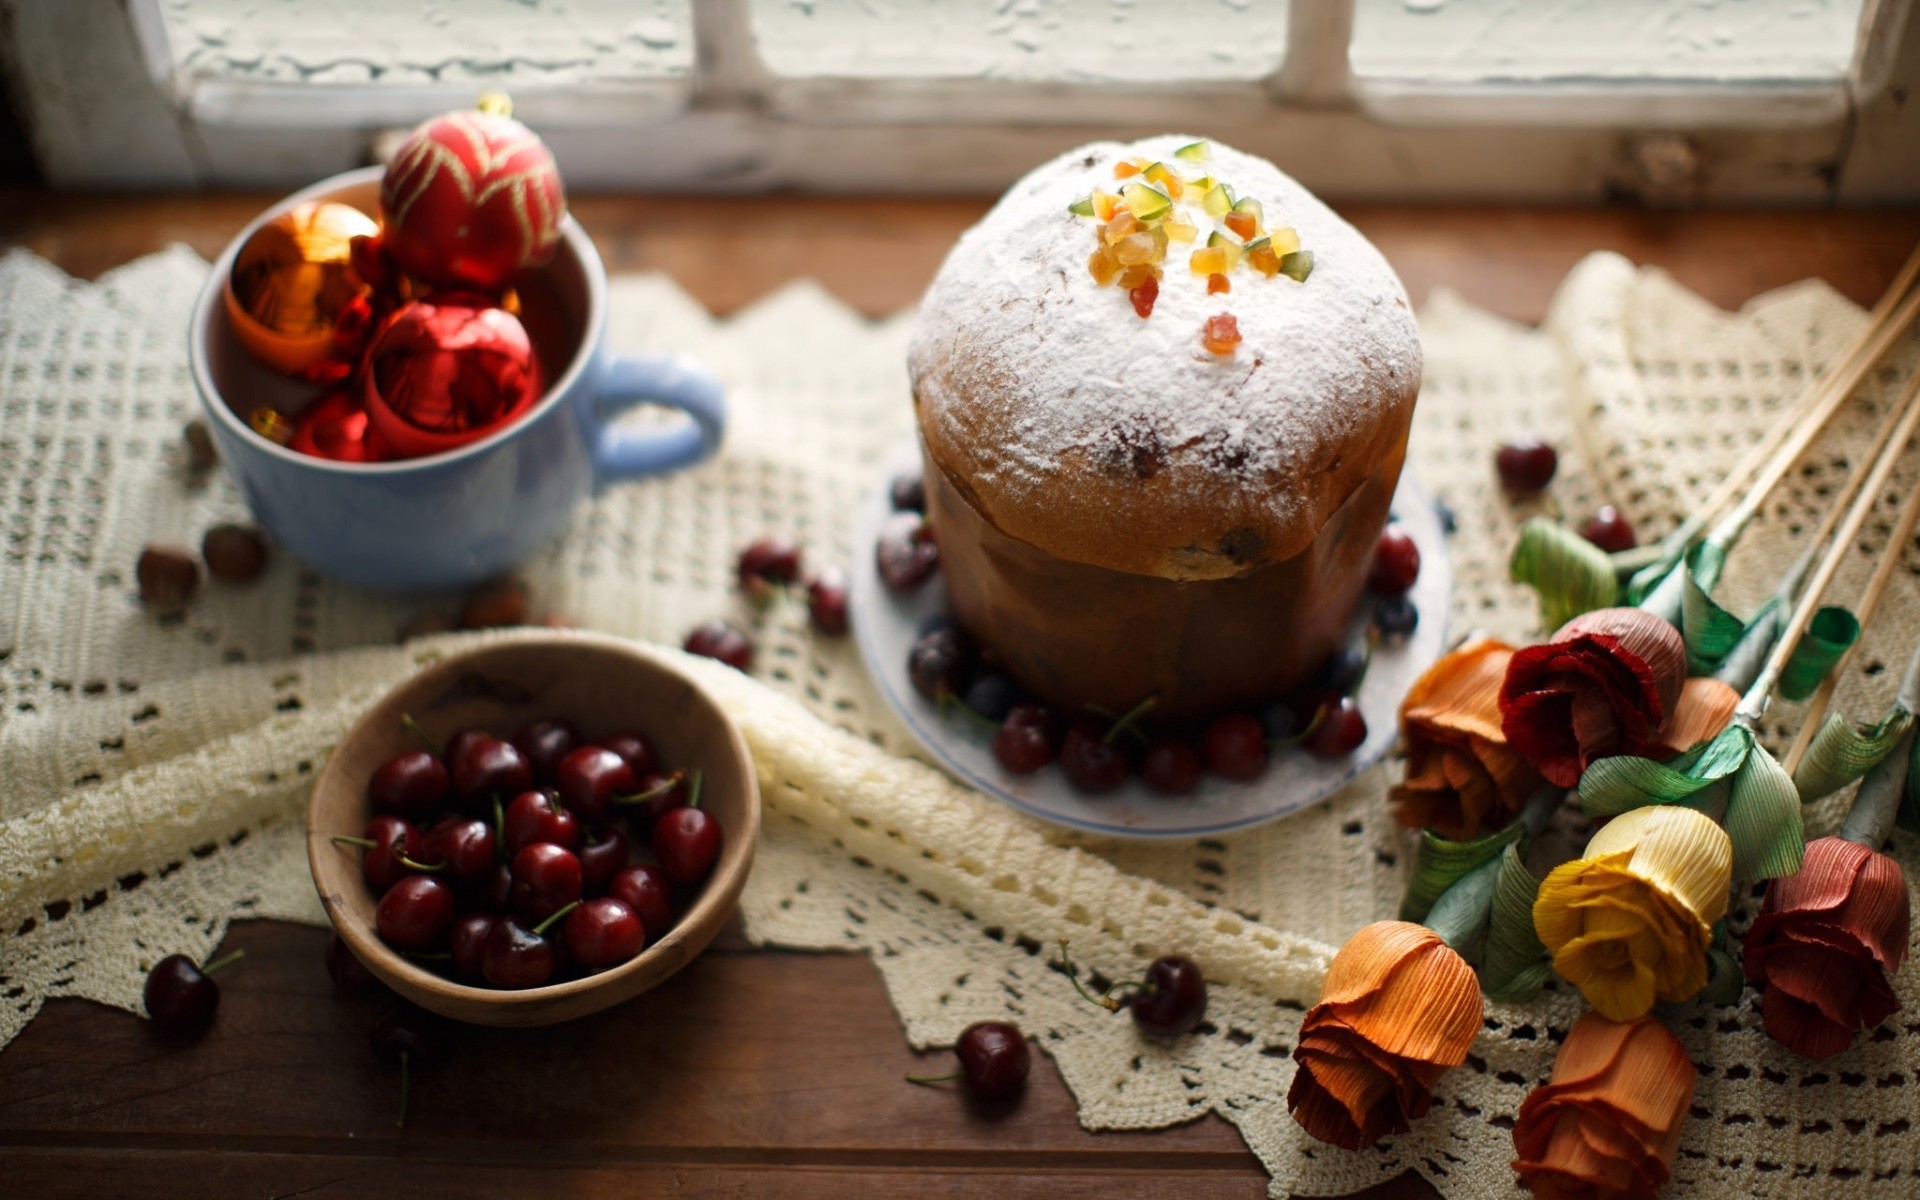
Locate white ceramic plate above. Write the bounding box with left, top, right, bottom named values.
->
left=851, top=448, right=1452, bottom=839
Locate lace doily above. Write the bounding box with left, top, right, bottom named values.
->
left=3, top=244, right=1918, bottom=1198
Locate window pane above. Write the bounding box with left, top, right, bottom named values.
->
left=748, top=0, right=1291, bottom=83
left=1351, top=0, right=1866, bottom=85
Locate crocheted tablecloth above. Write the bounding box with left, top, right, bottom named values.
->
left=3, top=244, right=1918, bottom=1197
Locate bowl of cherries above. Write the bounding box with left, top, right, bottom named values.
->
left=308, top=633, right=759, bottom=1026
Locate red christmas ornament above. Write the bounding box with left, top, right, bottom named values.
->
left=379, top=93, right=566, bottom=294
left=363, top=295, right=541, bottom=460
left=288, top=389, right=392, bottom=463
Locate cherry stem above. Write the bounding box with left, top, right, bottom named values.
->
left=614, top=771, right=684, bottom=806
left=200, top=949, right=245, bottom=976
left=331, top=835, right=377, bottom=849
left=400, top=713, right=439, bottom=757
left=905, top=1072, right=962, bottom=1086
left=1056, top=940, right=1124, bottom=1013
left=531, top=901, right=580, bottom=938
left=395, top=852, right=444, bottom=873
left=688, top=769, right=705, bottom=811
left=493, top=795, right=506, bottom=862
left=1103, top=696, right=1159, bottom=746
left=397, top=1049, right=410, bottom=1129
left=1271, top=700, right=1330, bottom=749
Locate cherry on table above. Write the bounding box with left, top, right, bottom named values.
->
left=1495, top=436, right=1558, bottom=493
left=555, top=746, right=638, bottom=822
left=598, top=731, right=658, bottom=776
left=451, top=735, right=533, bottom=805
left=376, top=875, right=457, bottom=952
left=1059, top=720, right=1130, bottom=795
left=1129, top=956, right=1209, bottom=1036
left=564, top=897, right=647, bottom=970
left=201, top=523, right=270, bottom=583
left=137, top=545, right=200, bottom=612
left=609, top=863, right=675, bottom=941
left=876, top=512, right=939, bottom=593
left=684, top=619, right=754, bottom=671
left=578, top=828, right=632, bottom=896
left=421, top=815, right=496, bottom=884
left=336, top=814, right=430, bottom=893
left=325, top=931, right=383, bottom=996
left=1372, top=594, right=1419, bottom=641
left=991, top=703, right=1057, bottom=775
left=503, top=790, right=581, bottom=854
left=1580, top=505, right=1637, bottom=553
left=907, top=1021, right=1030, bottom=1102
left=738, top=535, right=804, bottom=596
left=144, top=949, right=242, bottom=1037
left=510, top=716, right=584, bottom=782
left=367, top=749, right=450, bottom=820
left=369, top=1001, right=449, bottom=1127
left=449, top=912, right=498, bottom=983
left=510, top=842, right=584, bottom=921
left=1367, top=526, right=1421, bottom=595
left=1304, top=695, right=1369, bottom=759
left=807, top=566, right=851, bottom=636
left=1140, top=737, right=1203, bottom=796
left=1202, top=713, right=1269, bottom=782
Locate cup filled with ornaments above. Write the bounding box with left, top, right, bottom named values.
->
left=189, top=94, right=727, bottom=591
left=308, top=633, right=759, bottom=1026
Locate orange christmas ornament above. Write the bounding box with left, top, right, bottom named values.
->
left=224, top=201, right=380, bottom=376
left=380, top=93, right=567, bottom=294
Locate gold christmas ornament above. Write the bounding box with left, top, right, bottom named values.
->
left=224, top=201, right=380, bottom=375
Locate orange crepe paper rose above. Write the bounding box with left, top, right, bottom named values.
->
left=1501, top=608, right=1687, bottom=788
left=1742, top=836, right=1911, bottom=1059
left=1512, top=1012, right=1694, bottom=1200
left=1392, top=639, right=1544, bottom=840
left=1289, top=921, right=1482, bottom=1150
left=1646, top=677, right=1740, bottom=759
left=1534, top=805, right=1731, bottom=1021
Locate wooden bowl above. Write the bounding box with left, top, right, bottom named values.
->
left=308, top=633, right=759, bottom=1026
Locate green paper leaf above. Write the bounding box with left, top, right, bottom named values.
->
left=1681, top=569, right=1749, bottom=676
left=1423, top=854, right=1501, bottom=959
left=1712, top=597, right=1782, bottom=693
left=1726, top=742, right=1804, bottom=881
left=1399, top=822, right=1525, bottom=924
left=1576, top=725, right=1752, bottom=818
left=1899, top=724, right=1920, bottom=836
left=1700, top=945, right=1745, bottom=1006
left=1510, top=517, right=1618, bottom=631
left=1779, top=606, right=1862, bottom=702
left=1482, top=842, right=1552, bottom=1002
left=1793, top=704, right=1916, bottom=803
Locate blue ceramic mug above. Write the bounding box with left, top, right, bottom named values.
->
left=189, top=167, right=725, bottom=592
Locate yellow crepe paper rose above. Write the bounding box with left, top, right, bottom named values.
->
left=1533, top=805, right=1731, bottom=1021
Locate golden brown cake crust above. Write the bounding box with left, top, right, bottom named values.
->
left=909, top=136, right=1422, bottom=581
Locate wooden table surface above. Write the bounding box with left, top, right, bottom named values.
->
left=2, top=191, right=1917, bottom=1200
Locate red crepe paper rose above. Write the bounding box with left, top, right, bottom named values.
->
left=1288, top=921, right=1483, bottom=1150
left=1500, top=608, right=1686, bottom=788
left=1512, top=1012, right=1694, bottom=1200
left=1742, top=836, right=1910, bottom=1058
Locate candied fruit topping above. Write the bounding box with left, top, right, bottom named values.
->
left=1203, top=313, right=1241, bottom=355
left=1088, top=246, right=1122, bottom=286
left=1117, top=263, right=1160, bottom=291
left=1268, top=225, right=1302, bottom=255
left=1121, top=181, right=1172, bottom=221
left=1207, top=273, right=1230, bottom=295
left=1114, top=159, right=1144, bottom=179
left=1279, top=249, right=1315, bottom=282
left=1129, top=275, right=1160, bottom=318
left=1245, top=238, right=1280, bottom=278
left=1143, top=162, right=1184, bottom=199
left=1201, top=182, right=1234, bottom=217
left=1092, top=191, right=1122, bottom=221
left=1164, top=218, right=1198, bottom=243
left=1067, top=195, right=1096, bottom=217
left=1113, top=231, right=1159, bottom=266
left=1189, top=245, right=1231, bottom=275
left=1101, top=211, right=1144, bottom=245
left=1223, top=210, right=1257, bottom=241
left=1206, top=230, right=1244, bottom=268
left=1174, top=140, right=1211, bottom=162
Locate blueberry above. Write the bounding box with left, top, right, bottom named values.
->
left=1310, top=645, right=1370, bottom=696
left=1373, top=594, right=1419, bottom=640
left=964, top=673, right=1020, bottom=722
left=1256, top=698, right=1300, bottom=742
left=908, top=627, right=973, bottom=702
left=916, top=613, right=959, bottom=640
left=1434, top=497, right=1458, bottom=534
left=890, top=472, right=928, bottom=513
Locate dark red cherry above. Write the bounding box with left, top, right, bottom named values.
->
left=738, top=535, right=804, bottom=596
left=341, top=815, right=428, bottom=893
left=598, top=731, right=658, bottom=776
left=510, top=716, right=583, bottom=782
left=1367, top=526, right=1421, bottom=595
left=808, top=566, right=851, bottom=636
left=376, top=875, right=457, bottom=952
left=1579, top=505, right=1637, bottom=553
left=908, top=625, right=972, bottom=702
left=451, top=735, right=533, bottom=804
left=1058, top=721, right=1130, bottom=795
left=653, top=806, right=722, bottom=885
left=510, top=842, right=583, bottom=921
left=1495, top=436, right=1558, bottom=493
left=503, top=790, right=580, bottom=854
left=1202, top=713, right=1269, bottom=782
left=1140, top=738, right=1203, bottom=796
left=955, top=1021, right=1030, bottom=1099
left=578, top=828, right=632, bottom=896
left=876, top=512, right=939, bottom=593
left=448, top=913, right=497, bottom=982
left=623, top=769, right=690, bottom=833
left=684, top=619, right=754, bottom=671
left=420, top=816, right=496, bottom=884
left=442, top=728, right=491, bottom=772
left=563, top=897, right=646, bottom=970
left=367, top=750, right=449, bottom=820
left=480, top=917, right=556, bottom=990
left=144, top=953, right=228, bottom=1036
left=555, top=746, right=637, bottom=822
left=1304, top=695, right=1369, bottom=759
left=992, top=704, right=1057, bottom=775
left=1130, top=955, right=1208, bottom=1036
left=325, top=932, right=382, bottom=996
left=480, top=863, right=515, bottom=914
left=369, top=1001, right=449, bottom=1126
left=609, top=863, right=674, bottom=940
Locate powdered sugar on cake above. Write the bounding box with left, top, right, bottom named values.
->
left=909, top=136, right=1421, bottom=567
